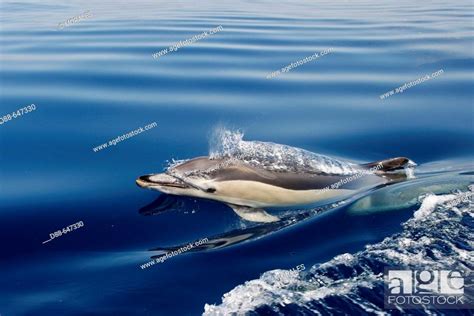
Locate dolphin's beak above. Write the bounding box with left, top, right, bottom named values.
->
left=136, top=173, right=190, bottom=189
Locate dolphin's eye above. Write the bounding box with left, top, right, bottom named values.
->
left=206, top=187, right=216, bottom=193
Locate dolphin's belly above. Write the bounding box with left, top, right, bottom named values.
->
left=213, top=180, right=354, bottom=207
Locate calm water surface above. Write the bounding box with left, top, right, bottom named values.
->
left=0, top=0, right=473, bottom=315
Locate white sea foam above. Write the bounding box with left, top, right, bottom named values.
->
left=203, top=189, right=473, bottom=315
left=413, top=193, right=455, bottom=220
left=208, top=128, right=360, bottom=175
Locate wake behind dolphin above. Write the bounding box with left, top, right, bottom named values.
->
left=137, top=129, right=416, bottom=222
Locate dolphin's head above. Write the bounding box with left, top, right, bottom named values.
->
left=136, top=157, right=224, bottom=197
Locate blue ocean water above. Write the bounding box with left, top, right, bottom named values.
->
left=0, top=0, right=473, bottom=315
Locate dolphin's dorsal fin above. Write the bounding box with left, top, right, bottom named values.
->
left=228, top=204, right=280, bottom=223
left=361, top=157, right=416, bottom=172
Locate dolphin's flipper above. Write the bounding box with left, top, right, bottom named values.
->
left=228, top=204, right=280, bottom=223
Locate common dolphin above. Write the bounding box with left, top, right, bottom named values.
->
left=136, top=153, right=415, bottom=223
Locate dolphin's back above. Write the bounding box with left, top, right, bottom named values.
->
left=210, top=164, right=379, bottom=190
left=168, top=156, right=414, bottom=191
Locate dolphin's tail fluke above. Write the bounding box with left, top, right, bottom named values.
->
left=361, top=157, right=416, bottom=172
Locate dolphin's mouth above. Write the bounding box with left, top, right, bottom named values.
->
left=136, top=173, right=190, bottom=189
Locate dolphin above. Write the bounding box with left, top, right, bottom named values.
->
left=136, top=153, right=415, bottom=223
